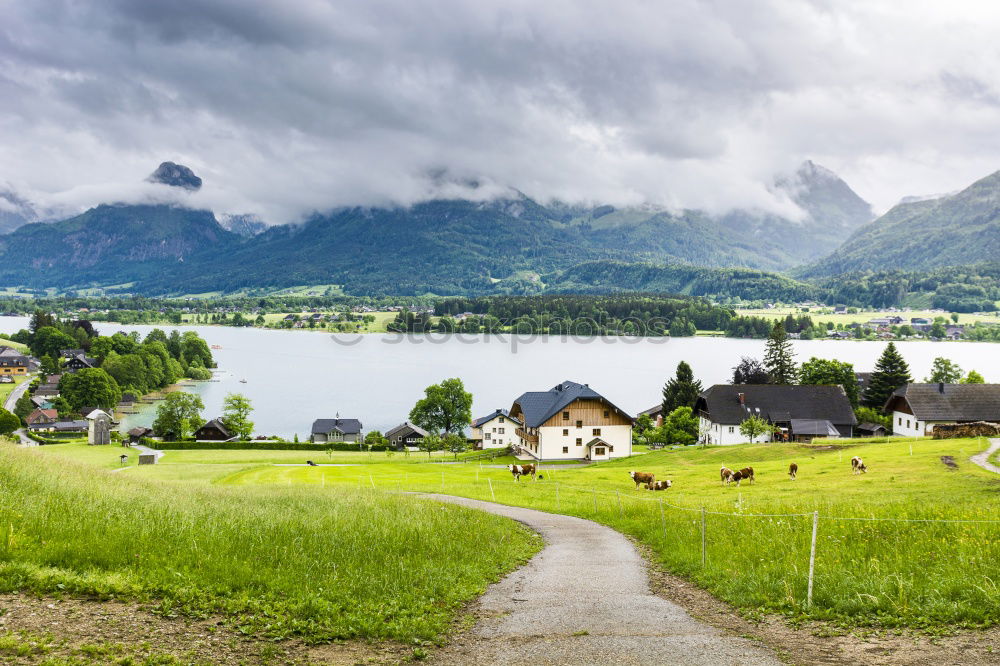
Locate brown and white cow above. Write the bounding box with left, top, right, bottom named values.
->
left=788, top=462, right=798, bottom=479
left=508, top=463, right=536, bottom=481
left=720, top=466, right=735, bottom=485
left=629, top=470, right=655, bottom=490
left=732, top=466, right=755, bottom=486
left=851, top=456, right=867, bottom=474
left=645, top=480, right=672, bottom=491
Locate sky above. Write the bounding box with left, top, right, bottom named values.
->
left=3, top=0, right=1000, bottom=223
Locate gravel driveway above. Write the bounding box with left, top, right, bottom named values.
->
left=424, top=495, right=782, bottom=665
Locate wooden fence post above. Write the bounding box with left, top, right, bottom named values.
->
left=701, top=506, right=707, bottom=567
left=488, top=478, right=496, bottom=502
left=556, top=483, right=560, bottom=511
left=616, top=491, right=623, bottom=518
left=659, top=499, right=666, bottom=540
left=807, top=510, right=819, bottom=607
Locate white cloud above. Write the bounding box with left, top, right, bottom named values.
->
left=1, top=0, right=1000, bottom=222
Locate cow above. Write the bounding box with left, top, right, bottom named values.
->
left=508, top=464, right=536, bottom=481
left=788, top=462, right=798, bottom=479
left=732, top=466, right=755, bottom=486
left=720, top=466, right=735, bottom=485
left=629, top=470, right=655, bottom=490
left=851, top=456, right=867, bottom=474
left=645, top=480, right=672, bottom=491
left=306, top=460, right=318, bottom=467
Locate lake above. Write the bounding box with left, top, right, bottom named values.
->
left=2, top=317, right=996, bottom=437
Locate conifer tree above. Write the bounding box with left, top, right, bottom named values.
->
left=763, top=322, right=797, bottom=385
left=863, top=342, right=912, bottom=408
left=661, top=361, right=703, bottom=416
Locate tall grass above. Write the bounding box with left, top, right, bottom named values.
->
left=0, top=446, right=540, bottom=642
left=229, top=437, right=1000, bottom=629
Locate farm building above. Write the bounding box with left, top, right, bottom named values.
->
left=884, top=383, right=1000, bottom=437
left=193, top=419, right=232, bottom=441
left=696, top=385, right=856, bottom=445
left=385, top=422, right=428, bottom=449
left=470, top=409, right=521, bottom=450
left=509, top=380, right=633, bottom=461
left=310, top=418, right=363, bottom=444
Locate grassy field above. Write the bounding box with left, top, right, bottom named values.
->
left=218, top=436, right=1000, bottom=629
left=735, top=307, right=1000, bottom=327
left=0, top=444, right=540, bottom=643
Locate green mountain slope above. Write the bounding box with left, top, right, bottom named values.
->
left=802, top=171, right=1000, bottom=277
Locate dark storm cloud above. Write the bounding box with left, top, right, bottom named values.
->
left=2, top=0, right=1000, bottom=222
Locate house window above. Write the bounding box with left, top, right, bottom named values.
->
left=595, top=447, right=605, bottom=455
left=499, top=417, right=505, bottom=423
left=498, top=428, right=505, bottom=434
left=603, top=410, right=609, bottom=418
left=906, top=419, right=911, bottom=428
left=898, top=417, right=902, bottom=425
left=492, top=427, right=496, bottom=433
left=562, top=446, right=569, bottom=453
left=563, top=429, right=569, bottom=436
left=592, top=428, right=601, bottom=436
left=562, top=411, right=570, bottom=420
left=728, top=426, right=734, bottom=433
left=485, top=433, right=491, bottom=440
left=576, top=438, right=582, bottom=446
left=576, top=420, right=582, bottom=428
left=609, top=445, right=614, bottom=452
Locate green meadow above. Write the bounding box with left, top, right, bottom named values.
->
left=0, top=445, right=540, bottom=643
left=17, top=435, right=1000, bottom=632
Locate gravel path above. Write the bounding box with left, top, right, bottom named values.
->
left=970, top=438, right=1000, bottom=474
left=424, top=495, right=781, bottom=666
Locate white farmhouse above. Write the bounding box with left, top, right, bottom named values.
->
left=470, top=409, right=521, bottom=449
left=695, top=384, right=856, bottom=445
left=509, top=380, right=633, bottom=461
left=885, top=383, right=1000, bottom=437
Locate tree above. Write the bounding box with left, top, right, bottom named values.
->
left=40, top=355, right=62, bottom=376
left=732, top=357, right=769, bottom=384
left=31, top=326, right=77, bottom=359
left=763, top=322, right=797, bottom=384
left=443, top=432, right=468, bottom=459
left=220, top=393, right=254, bottom=440
left=961, top=370, right=986, bottom=384
left=152, top=391, right=205, bottom=440
left=408, top=378, right=473, bottom=435
left=661, top=406, right=698, bottom=446
left=364, top=430, right=388, bottom=448
left=854, top=406, right=891, bottom=430
left=739, top=414, right=774, bottom=444
left=799, top=357, right=859, bottom=407
left=925, top=357, right=963, bottom=383
left=863, top=342, right=912, bottom=408
left=634, top=413, right=654, bottom=441
left=59, top=368, right=122, bottom=411
left=661, top=361, right=703, bottom=416
left=14, top=392, right=34, bottom=421
left=419, top=433, right=442, bottom=458
left=0, top=408, right=19, bottom=435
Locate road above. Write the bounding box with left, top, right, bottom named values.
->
left=424, top=495, right=781, bottom=666
left=4, top=375, right=34, bottom=446
left=970, top=438, right=1000, bottom=474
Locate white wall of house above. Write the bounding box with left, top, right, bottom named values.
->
left=699, top=416, right=773, bottom=446
left=890, top=411, right=948, bottom=437
left=476, top=414, right=519, bottom=449
left=533, top=423, right=632, bottom=459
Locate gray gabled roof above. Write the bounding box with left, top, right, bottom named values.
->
left=195, top=418, right=232, bottom=438
left=788, top=419, right=840, bottom=436
left=385, top=421, right=428, bottom=438
left=471, top=409, right=521, bottom=428
left=311, top=418, right=362, bottom=435
left=886, top=384, right=1000, bottom=421
left=695, top=385, right=856, bottom=426
left=511, top=380, right=632, bottom=428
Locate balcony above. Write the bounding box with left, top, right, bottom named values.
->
left=516, top=428, right=538, bottom=444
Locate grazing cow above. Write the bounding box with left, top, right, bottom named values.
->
left=851, top=456, right=867, bottom=474
left=732, top=466, right=755, bottom=486
left=720, top=466, right=735, bottom=485
left=788, top=462, right=798, bottom=479
left=306, top=460, right=318, bottom=467
left=629, top=470, right=655, bottom=490
left=645, top=480, right=672, bottom=491
left=508, top=464, right=536, bottom=481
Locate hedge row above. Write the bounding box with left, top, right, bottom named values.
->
left=147, top=439, right=391, bottom=452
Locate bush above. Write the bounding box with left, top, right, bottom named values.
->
left=150, top=440, right=387, bottom=452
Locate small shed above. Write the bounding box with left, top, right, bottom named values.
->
left=193, top=418, right=232, bottom=441
left=138, top=452, right=157, bottom=465
left=857, top=422, right=889, bottom=438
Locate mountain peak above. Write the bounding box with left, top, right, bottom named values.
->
left=147, top=161, right=202, bottom=191
left=773, top=160, right=874, bottom=232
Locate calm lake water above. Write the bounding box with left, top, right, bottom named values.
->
left=3, top=316, right=997, bottom=437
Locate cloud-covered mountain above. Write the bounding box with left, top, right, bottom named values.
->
left=801, top=169, right=1000, bottom=277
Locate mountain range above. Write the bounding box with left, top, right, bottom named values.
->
left=0, top=160, right=994, bottom=297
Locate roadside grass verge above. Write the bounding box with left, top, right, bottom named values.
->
left=227, top=436, right=1000, bottom=630
left=0, top=445, right=541, bottom=643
